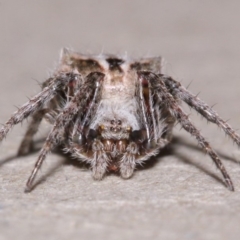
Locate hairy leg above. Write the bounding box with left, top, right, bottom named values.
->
left=160, top=74, right=240, bottom=146
left=25, top=72, right=105, bottom=191
left=18, top=72, right=85, bottom=156
left=138, top=71, right=234, bottom=191
left=17, top=109, right=49, bottom=156
left=0, top=73, right=80, bottom=142
left=137, top=80, right=151, bottom=141
left=138, top=71, right=175, bottom=147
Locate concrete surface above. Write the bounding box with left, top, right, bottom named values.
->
left=1, top=1, right=240, bottom=240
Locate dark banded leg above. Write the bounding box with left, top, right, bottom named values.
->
left=138, top=79, right=151, bottom=141
left=25, top=72, right=105, bottom=191
left=160, top=74, right=240, bottom=146
left=138, top=71, right=234, bottom=191
left=0, top=73, right=80, bottom=142
left=17, top=109, right=49, bottom=156
left=138, top=71, right=175, bottom=148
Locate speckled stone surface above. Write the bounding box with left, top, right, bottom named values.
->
left=1, top=1, right=240, bottom=240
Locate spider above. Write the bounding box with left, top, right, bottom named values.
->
left=0, top=48, right=239, bottom=192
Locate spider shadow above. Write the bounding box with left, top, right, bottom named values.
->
left=0, top=136, right=237, bottom=191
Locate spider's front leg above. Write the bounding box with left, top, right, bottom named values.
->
left=25, top=72, right=105, bottom=192
left=0, top=73, right=80, bottom=144
left=17, top=73, right=83, bottom=156
left=160, top=74, right=240, bottom=146
left=138, top=71, right=234, bottom=191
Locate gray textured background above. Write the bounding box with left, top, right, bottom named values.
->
left=1, top=1, right=240, bottom=240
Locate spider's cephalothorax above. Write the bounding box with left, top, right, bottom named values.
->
left=0, top=48, right=240, bottom=192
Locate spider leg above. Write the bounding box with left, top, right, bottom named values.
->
left=0, top=73, right=80, bottom=143
left=18, top=72, right=84, bottom=156
left=25, top=72, right=105, bottom=191
left=138, top=71, right=234, bottom=191
left=17, top=109, right=49, bottom=156
left=148, top=84, right=158, bottom=142
left=138, top=79, right=151, bottom=142
left=138, top=72, right=175, bottom=148
left=160, top=74, right=240, bottom=146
